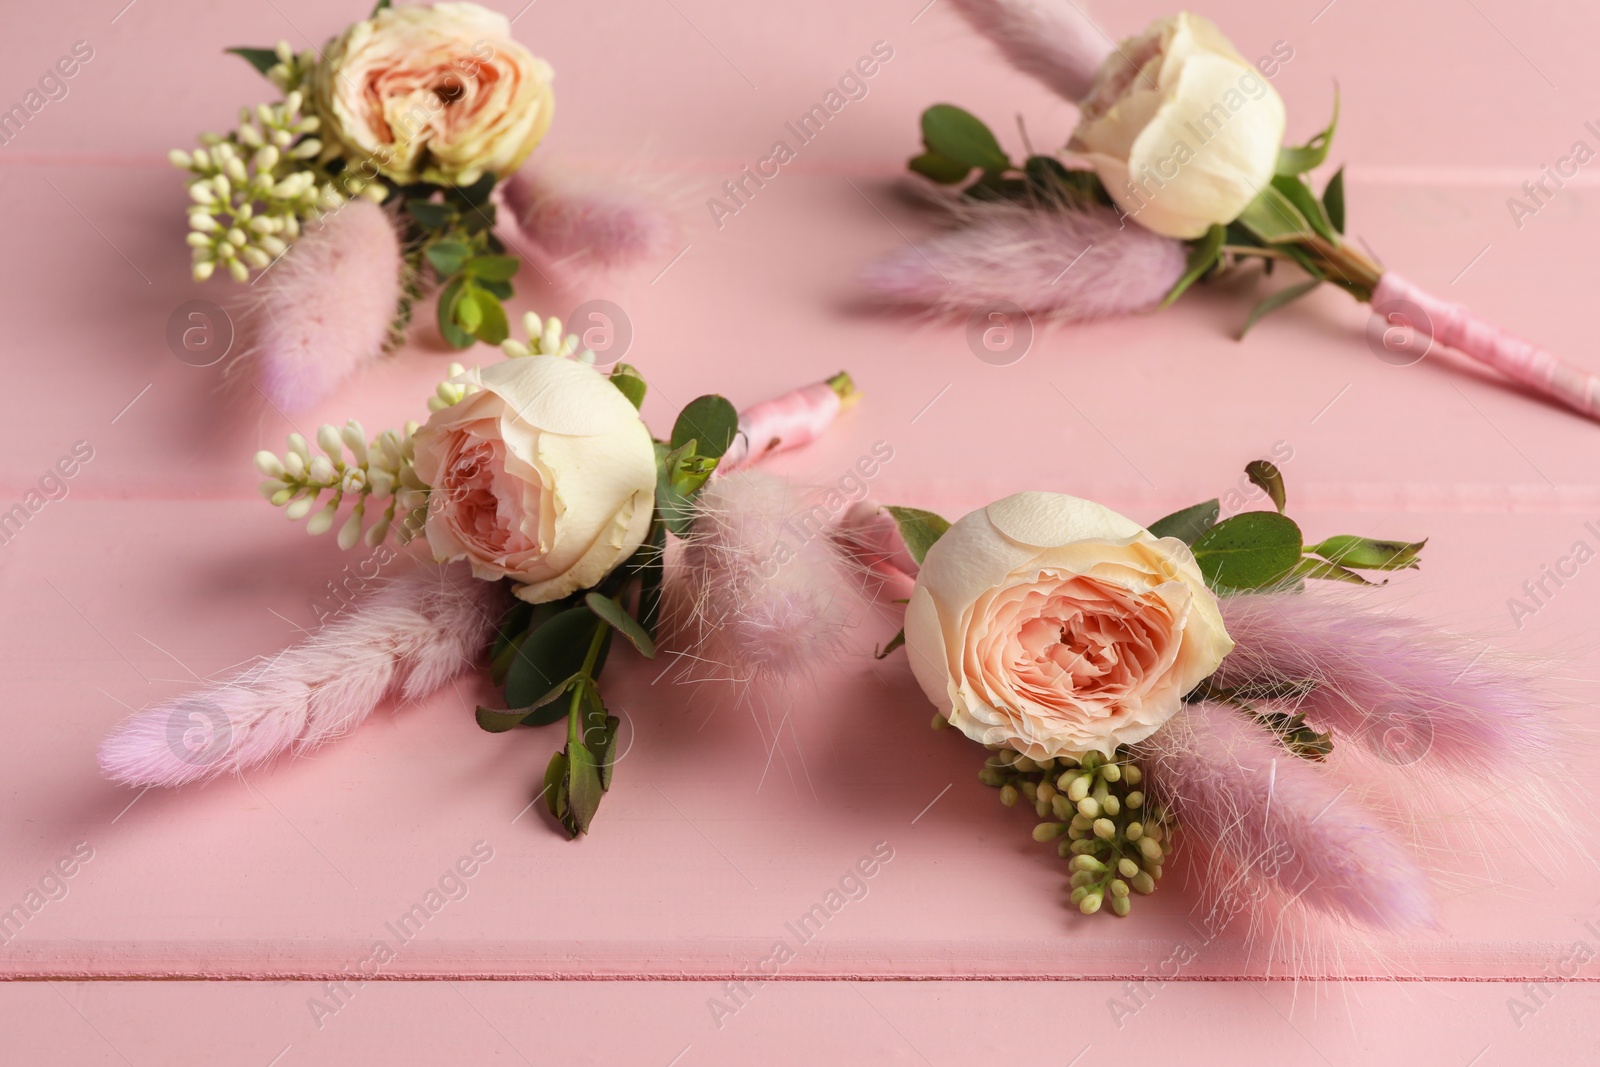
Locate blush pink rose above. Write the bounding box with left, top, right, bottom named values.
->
left=312, top=2, right=555, bottom=186
left=904, top=492, right=1233, bottom=759
left=410, top=356, right=656, bottom=603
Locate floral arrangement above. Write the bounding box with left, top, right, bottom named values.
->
left=99, top=310, right=856, bottom=837
left=837, top=465, right=1561, bottom=928
left=865, top=2, right=1600, bottom=423
left=174, top=0, right=670, bottom=411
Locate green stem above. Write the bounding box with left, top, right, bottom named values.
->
left=565, top=621, right=611, bottom=750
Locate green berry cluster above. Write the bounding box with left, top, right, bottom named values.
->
left=979, top=747, right=1174, bottom=918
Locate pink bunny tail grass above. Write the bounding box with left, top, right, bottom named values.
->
left=1140, top=701, right=1436, bottom=933
left=502, top=165, right=673, bottom=275
left=246, top=200, right=404, bottom=413
left=1214, top=592, right=1560, bottom=773
left=718, top=379, right=850, bottom=473
left=861, top=201, right=1186, bottom=321
left=97, top=563, right=506, bottom=788
left=1374, top=272, right=1600, bottom=424
left=665, top=471, right=857, bottom=684
left=945, top=0, right=1113, bottom=102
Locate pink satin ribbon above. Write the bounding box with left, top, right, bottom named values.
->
left=719, top=381, right=843, bottom=472
left=1374, top=272, right=1600, bottom=422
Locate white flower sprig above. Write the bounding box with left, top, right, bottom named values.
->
left=255, top=363, right=476, bottom=549
left=172, top=46, right=386, bottom=284
left=500, top=311, right=589, bottom=362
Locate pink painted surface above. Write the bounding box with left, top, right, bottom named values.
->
left=3, top=0, right=1600, bottom=1058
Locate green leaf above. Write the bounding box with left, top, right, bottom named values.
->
left=1190, top=511, right=1304, bottom=592
left=478, top=278, right=513, bottom=300
left=670, top=394, right=740, bottom=460
left=475, top=675, right=575, bottom=731
left=908, top=150, right=972, bottom=184
left=224, top=47, right=280, bottom=76
left=884, top=506, right=952, bottom=565
left=455, top=288, right=484, bottom=333
left=371, top=0, right=391, bottom=13
left=1289, top=556, right=1379, bottom=586
left=593, top=714, right=621, bottom=792
left=1308, top=535, right=1426, bottom=571
left=1322, top=166, right=1346, bottom=234
left=1147, top=499, right=1220, bottom=544
left=1244, top=460, right=1287, bottom=513
left=463, top=255, right=520, bottom=282
left=406, top=199, right=456, bottom=231
left=544, top=750, right=569, bottom=820
left=472, top=291, right=510, bottom=345
left=584, top=592, right=656, bottom=659
left=875, top=629, right=906, bottom=660
left=636, top=521, right=666, bottom=637
left=920, top=104, right=1010, bottom=172
left=563, top=742, right=603, bottom=836
left=1239, top=279, right=1322, bottom=339
left=1159, top=224, right=1226, bottom=309
left=1275, top=88, right=1340, bottom=176
left=436, top=276, right=473, bottom=349
left=1236, top=184, right=1316, bottom=244
left=1269, top=174, right=1336, bottom=241
left=654, top=442, right=700, bottom=538
left=503, top=606, right=604, bottom=710
left=611, top=372, right=647, bottom=410
left=425, top=239, right=471, bottom=278
left=447, top=172, right=497, bottom=208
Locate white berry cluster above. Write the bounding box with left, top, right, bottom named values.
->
left=500, top=312, right=589, bottom=362
left=171, top=82, right=384, bottom=283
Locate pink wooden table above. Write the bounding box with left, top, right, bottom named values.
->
left=3, top=0, right=1599, bottom=1062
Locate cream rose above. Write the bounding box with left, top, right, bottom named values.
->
left=904, top=492, right=1233, bottom=760
left=1070, top=13, right=1285, bottom=239
left=312, top=2, right=554, bottom=186
left=411, top=356, right=656, bottom=603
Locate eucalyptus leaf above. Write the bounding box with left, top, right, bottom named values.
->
left=1239, top=279, right=1321, bottom=339
left=670, top=394, right=740, bottom=459
left=909, top=151, right=972, bottom=184
left=884, top=506, right=952, bottom=565
left=611, top=372, right=647, bottom=409
left=463, top=254, right=520, bottom=282
left=473, top=291, right=510, bottom=345
left=1147, top=499, right=1220, bottom=544
left=636, top=522, right=666, bottom=637
left=1159, top=224, right=1226, bottom=309
left=455, top=288, right=484, bottom=333
left=920, top=104, right=1009, bottom=172
left=1244, top=460, right=1287, bottom=513
left=503, top=606, right=603, bottom=709
left=425, top=239, right=471, bottom=277
left=585, top=592, right=656, bottom=659
left=1190, top=511, right=1303, bottom=592
left=436, top=277, right=473, bottom=349
left=406, top=200, right=456, bottom=230
left=224, top=47, right=280, bottom=76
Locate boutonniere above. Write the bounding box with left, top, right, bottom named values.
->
left=100, top=308, right=856, bottom=838
left=840, top=463, right=1562, bottom=930
left=866, top=4, right=1600, bottom=423
left=174, top=0, right=671, bottom=411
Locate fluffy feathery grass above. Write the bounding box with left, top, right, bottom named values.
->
left=98, top=563, right=505, bottom=788
left=861, top=199, right=1186, bottom=322
left=245, top=199, right=405, bottom=413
